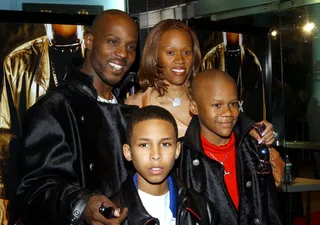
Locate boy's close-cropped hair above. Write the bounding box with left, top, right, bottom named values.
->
left=126, top=105, right=178, bottom=144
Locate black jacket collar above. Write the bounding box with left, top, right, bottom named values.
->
left=183, top=115, right=255, bottom=152
left=118, top=173, right=202, bottom=225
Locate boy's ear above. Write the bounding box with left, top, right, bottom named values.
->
left=189, top=100, right=198, bottom=115
left=84, top=33, right=93, bottom=51
left=175, top=141, right=181, bottom=159
left=123, top=144, right=132, bottom=161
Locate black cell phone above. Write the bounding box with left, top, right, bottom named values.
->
left=99, top=205, right=116, bottom=219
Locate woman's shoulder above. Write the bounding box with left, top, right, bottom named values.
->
left=125, top=91, right=143, bottom=107
left=125, top=87, right=154, bottom=107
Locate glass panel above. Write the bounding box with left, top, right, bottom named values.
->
left=220, top=4, right=320, bottom=146
left=218, top=3, right=320, bottom=183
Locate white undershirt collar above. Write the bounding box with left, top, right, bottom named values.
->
left=138, top=189, right=176, bottom=225
left=97, top=94, right=118, bottom=104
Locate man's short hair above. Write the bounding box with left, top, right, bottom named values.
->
left=126, top=105, right=178, bottom=144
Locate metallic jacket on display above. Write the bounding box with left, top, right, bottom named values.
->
left=0, top=36, right=85, bottom=198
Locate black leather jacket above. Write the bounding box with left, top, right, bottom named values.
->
left=177, top=116, right=283, bottom=225
left=110, top=173, right=220, bottom=225
left=16, top=69, right=138, bottom=225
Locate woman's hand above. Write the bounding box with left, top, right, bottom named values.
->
left=249, top=121, right=284, bottom=186
left=249, top=120, right=275, bottom=146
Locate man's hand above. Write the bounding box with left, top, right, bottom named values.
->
left=83, top=195, right=128, bottom=225
left=249, top=120, right=275, bottom=146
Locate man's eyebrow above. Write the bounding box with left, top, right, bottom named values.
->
left=103, top=34, right=137, bottom=44
left=103, top=34, right=119, bottom=39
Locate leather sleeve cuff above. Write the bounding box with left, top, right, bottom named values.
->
left=69, top=191, right=101, bottom=225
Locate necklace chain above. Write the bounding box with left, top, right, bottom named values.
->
left=50, top=61, right=69, bottom=87
left=226, top=47, right=241, bottom=57
left=207, top=150, right=232, bottom=176
left=165, top=89, right=187, bottom=107
left=50, top=61, right=59, bottom=87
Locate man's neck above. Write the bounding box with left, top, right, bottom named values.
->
left=80, top=63, right=114, bottom=100
left=93, top=78, right=114, bottom=100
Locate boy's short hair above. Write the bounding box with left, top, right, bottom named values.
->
left=126, top=105, right=178, bottom=144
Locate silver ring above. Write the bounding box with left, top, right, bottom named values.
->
left=273, top=131, right=278, bottom=138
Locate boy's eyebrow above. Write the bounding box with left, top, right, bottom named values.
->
left=160, top=137, right=174, bottom=141
left=137, top=138, right=150, bottom=141
left=136, top=137, right=174, bottom=141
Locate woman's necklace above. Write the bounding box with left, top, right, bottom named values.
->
left=165, top=89, right=187, bottom=107
left=206, top=151, right=232, bottom=176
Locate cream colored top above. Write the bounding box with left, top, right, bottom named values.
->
left=125, top=87, right=189, bottom=138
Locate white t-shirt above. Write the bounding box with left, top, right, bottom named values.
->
left=138, top=189, right=176, bottom=225
left=97, top=94, right=118, bottom=104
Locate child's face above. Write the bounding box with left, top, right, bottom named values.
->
left=191, top=78, right=239, bottom=144
left=123, top=119, right=180, bottom=192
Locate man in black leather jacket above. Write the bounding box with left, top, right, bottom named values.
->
left=177, top=69, right=283, bottom=225
left=111, top=105, right=220, bottom=225
left=16, top=10, right=138, bottom=225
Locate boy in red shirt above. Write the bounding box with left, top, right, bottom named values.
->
left=178, top=69, right=283, bottom=225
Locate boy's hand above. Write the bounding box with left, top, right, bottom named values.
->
left=249, top=120, right=275, bottom=146
left=83, top=195, right=128, bottom=225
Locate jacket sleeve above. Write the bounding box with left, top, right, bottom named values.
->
left=0, top=56, right=21, bottom=219
left=0, top=55, right=20, bottom=162
left=0, top=68, right=16, bottom=195
left=16, top=100, right=92, bottom=225
left=201, top=42, right=226, bottom=72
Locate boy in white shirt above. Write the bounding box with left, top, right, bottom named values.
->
left=109, top=105, right=219, bottom=225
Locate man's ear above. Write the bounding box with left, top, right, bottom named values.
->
left=175, top=141, right=181, bottom=159
left=123, top=144, right=132, bottom=161
left=189, top=100, right=198, bottom=115
left=84, top=33, right=93, bottom=51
